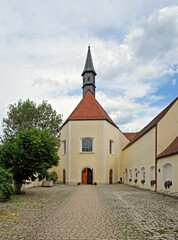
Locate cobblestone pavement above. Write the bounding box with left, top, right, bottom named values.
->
left=0, top=184, right=178, bottom=240
left=99, top=184, right=178, bottom=240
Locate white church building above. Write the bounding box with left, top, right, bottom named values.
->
left=51, top=46, right=178, bottom=193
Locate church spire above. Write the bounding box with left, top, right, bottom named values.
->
left=82, top=45, right=97, bottom=76
left=82, top=45, right=96, bottom=97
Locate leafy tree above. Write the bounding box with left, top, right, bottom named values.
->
left=2, top=99, right=62, bottom=140
left=0, top=128, right=60, bottom=194
left=0, top=167, right=14, bottom=201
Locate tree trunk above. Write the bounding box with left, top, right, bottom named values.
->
left=14, top=180, right=22, bottom=194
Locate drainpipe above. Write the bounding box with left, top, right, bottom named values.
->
left=155, top=124, right=158, bottom=192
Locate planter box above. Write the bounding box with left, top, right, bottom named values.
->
left=43, top=180, right=53, bottom=187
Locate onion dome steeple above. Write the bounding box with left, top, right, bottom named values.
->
left=82, top=45, right=97, bottom=97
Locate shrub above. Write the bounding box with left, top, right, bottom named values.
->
left=164, top=180, right=172, bottom=189
left=141, top=179, right=145, bottom=184
left=0, top=167, right=14, bottom=201
left=134, top=179, right=137, bottom=183
left=150, top=180, right=156, bottom=186
left=48, top=171, right=58, bottom=182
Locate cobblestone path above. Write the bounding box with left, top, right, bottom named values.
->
left=0, top=184, right=178, bottom=240
left=0, top=185, right=123, bottom=240
left=99, top=184, right=178, bottom=240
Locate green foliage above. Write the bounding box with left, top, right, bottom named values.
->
left=48, top=171, right=58, bottom=182
left=0, top=167, right=14, bottom=201
left=164, top=181, right=172, bottom=189
left=0, top=128, right=60, bottom=194
left=2, top=99, right=62, bottom=140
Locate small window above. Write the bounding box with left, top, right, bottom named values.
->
left=87, top=77, right=90, bottom=82
left=82, top=138, right=93, bottom=152
left=62, top=140, right=66, bottom=155
left=141, top=167, right=145, bottom=180
left=135, top=168, right=138, bottom=178
left=109, top=140, right=114, bottom=154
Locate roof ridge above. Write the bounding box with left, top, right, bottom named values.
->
left=62, top=91, right=118, bottom=128
left=157, top=136, right=178, bottom=159
left=94, top=97, right=108, bottom=119
left=123, top=97, right=178, bottom=150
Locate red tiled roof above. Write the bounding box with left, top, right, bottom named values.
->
left=123, top=97, right=178, bottom=150
left=157, top=136, right=178, bottom=159
left=123, top=132, right=138, bottom=141
left=63, top=91, right=118, bottom=128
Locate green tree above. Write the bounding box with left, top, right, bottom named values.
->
left=2, top=99, right=62, bottom=140
left=0, top=167, right=14, bottom=201
left=0, top=128, right=59, bottom=194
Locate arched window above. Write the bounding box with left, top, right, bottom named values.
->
left=125, top=169, right=128, bottom=183
left=82, top=138, right=93, bottom=152
left=129, top=169, right=132, bottom=179
left=150, top=166, right=155, bottom=181
left=141, top=167, right=145, bottom=180
left=109, top=140, right=114, bottom=154
left=135, top=168, right=138, bottom=178
left=163, top=163, right=172, bottom=182
left=62, top=140, right=66, bottom=155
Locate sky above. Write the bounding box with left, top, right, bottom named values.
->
left=0, top=0, right=178, bottom=135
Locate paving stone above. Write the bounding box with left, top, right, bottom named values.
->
left=0, top=184, right=178, bottom=239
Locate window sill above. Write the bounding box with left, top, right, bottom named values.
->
left=80, top=152, right=95, bottom=154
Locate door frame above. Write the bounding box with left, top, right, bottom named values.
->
left=109, top=169, right=113, bottom=184
left=63, top=169, right=66, bottom=184
left=80, top=165, right=94, bottom=184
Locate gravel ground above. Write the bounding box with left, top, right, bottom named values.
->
left=0, top=184, right=178, bottom=240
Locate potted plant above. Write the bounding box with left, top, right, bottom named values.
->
left=150, top=180, right=156, bottom=186
left=141, top=179, right=145, bottom=184
left=43, top=171, right=58, bottom=187
left=134, top=179, right=137, bottom=183
left=164, top=180, right=172, bottom=189
left=129, top=178, right=132, bottom=182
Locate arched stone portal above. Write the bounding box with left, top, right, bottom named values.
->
left=82, top=168, right=93, bottom=184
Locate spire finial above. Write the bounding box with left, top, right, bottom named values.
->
left=88, top=43, right=90, bottom=48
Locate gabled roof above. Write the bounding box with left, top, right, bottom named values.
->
left=81, top=46, right=96, bottom=76
left=123, top=132, right=138, bottom=141
left=157, top=136, right=178, bottom=159
left=123, top=97, right=178, bottom=150
left=63, top=91, right=118, bottom=128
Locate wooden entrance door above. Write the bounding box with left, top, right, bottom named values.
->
left=63, top=169, right=66, bottom=184
left=109, top=169, right=113, bottom=184
left=82, top=168, right=87, bottom=184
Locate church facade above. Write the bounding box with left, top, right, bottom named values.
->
left=52, top=46, right=178, bottom=193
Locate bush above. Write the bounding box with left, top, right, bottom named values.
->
left=134, top=179, right=137, bottom=183
left=141, top=179, right=145, bottom=184
left=48, top=171, right=58, bottom=182
left=0, top=167, right=14, bottom=201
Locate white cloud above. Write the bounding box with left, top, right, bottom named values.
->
left=172, top=79, right=176, bottom=85
left=0, top=2, right=178, bottom=135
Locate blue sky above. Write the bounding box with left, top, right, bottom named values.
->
left=0, top=0, right=177, bottom=135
